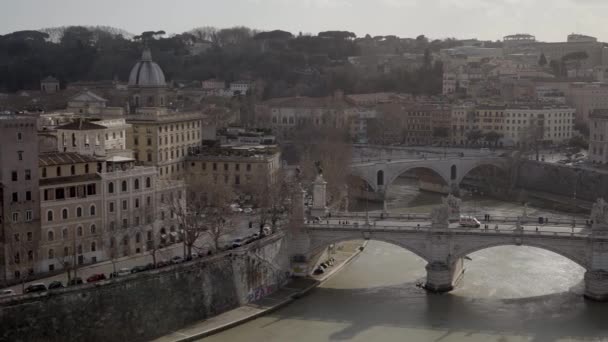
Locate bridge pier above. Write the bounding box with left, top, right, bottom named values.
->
left=584, top=271, right=608, bottom=301
left=425, top=258, right=464, bottom=293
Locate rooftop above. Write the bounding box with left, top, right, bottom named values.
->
left=39, top=152, right=100, bottom=166
left=56, top=119, right=107, bottom=131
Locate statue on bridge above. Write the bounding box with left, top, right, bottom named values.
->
left=431, top=203, right=450, bottom=227
left=591, top=198, right=608, bottom=230
left=442, top=194, right=461, bottom=222
left=314, top=161, right=323, bottom=177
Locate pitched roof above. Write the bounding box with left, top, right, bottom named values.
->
left=68, top=90, right=108, bottom=103
left=39, top=152, right=100, bottom=166
left=56, top=119, right=107, bottom=131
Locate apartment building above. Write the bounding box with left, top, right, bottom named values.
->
left=503, top=105, right=575, bottom=146
left=0, top=115, right=41, bottom=283
left=589, top=109, right=608, bottom=164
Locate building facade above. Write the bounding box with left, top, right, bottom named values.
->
left=589, top=109, right=608, bottom=164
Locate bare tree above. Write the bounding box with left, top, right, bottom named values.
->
left=248, top=169, right=295, bottom=235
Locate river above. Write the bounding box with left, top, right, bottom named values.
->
left=200, top=178, right=608, bottom=342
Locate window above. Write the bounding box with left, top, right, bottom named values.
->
left=122, top=218, right=128, bottom=229
left=77, top=206, right=83, bottom=217
left=91, top=242, right=96, bottom=252
left=85, top=164, right=89, bottom=173
left=90, top=224, right=96, bottom=235
left=134, top=137, right=139, bottom=146
left=17, top=132, right=22, bottom=141
left=109, top=202, right=115, bottom=212
left=135, top=198, right=140, bottom=208
left=25, top=191, right=31, bottom=201
left=224, top=163, right=228, bottom=171
left=14, top=234, right=19, bottom=242
left=135, top=232, right=141, bottom=243
left=48, top=230, right=54, bottom=241
left=27, top=232, right=32, bottom=241
left=147, top=153, right=152, bottom=162
left=42, top=167, right=47, bottom=178
left=25, top=169, right=31, bottom=180
left=146, top=177, right=151, bottom=188
left=235, top=164, right=240, bottom=171
left=135, top=216, right=140, bottom=226
left=62, top=208, right=68, bottom=219
left=63, top=246, right=69, bottom=256
left=12, top=192, right=18, bottom=202
left=70, top=165, right=75, bottom=175
left=11, top=171, right=17, bottom=181
left=213, top=163, right=217, bottom=171
left=14, top=253, right=20, bottom=264
left=77, top=226, right=83, bottom=237
left=147, top=231, right=153, bottom=241
left=122, top=200, right=127, bottom=210
left=87, top=184, right=96, bottom=195
left=48, top=249, right=55, bottom=259
left=121, top=181, right=127, bottom=192
left=235, top=175, right=240, bottom=185
left=134, top=179, right=140, bottom=190
left=56, top=166, right=61, bottom=177
left=25, top=210, right=32, bottom=222
left=147, top=137, right=152, bottom=146
left=108, top=182, right=114, bottom=193
left=17, top=151, right=23, bottom=161
left=246, top=164, right=251, bottom=172
left=47, top=210, right=54, bottom=222
left=62, top=229, right=68, bottom=239
left=90, top=205, right=96, bottom=216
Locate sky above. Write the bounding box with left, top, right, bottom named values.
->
left=2, top=0, right=608, bottom=42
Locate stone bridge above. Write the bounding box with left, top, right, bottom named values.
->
left=349, top=155, right=510, bottom=194
left=290, top=195, right=608, bottom=301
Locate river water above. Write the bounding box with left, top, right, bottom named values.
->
left=202, top=179, right=608, bottom=342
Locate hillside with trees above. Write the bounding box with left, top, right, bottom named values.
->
left=0, top=26, right=459, bottom=97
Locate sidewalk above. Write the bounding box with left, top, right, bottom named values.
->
left=153, top=240, right=368, bottom=342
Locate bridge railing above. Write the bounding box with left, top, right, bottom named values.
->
left=304, top=222, right=590, bottom=237
left=327, top=212, right=589, bottom=226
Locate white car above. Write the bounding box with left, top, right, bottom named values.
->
left=243, top=208, right=253, bottom=214
left=0, top=289, right=15, bottom=298
left=459, top=216, right=481, bottom=228
left=117, top=268, right=131, bottom=276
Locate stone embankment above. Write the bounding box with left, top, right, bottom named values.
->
left=0, top=233, right=289, bottom=342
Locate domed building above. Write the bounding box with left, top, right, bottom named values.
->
left=128, top=47, right=167, bottom=109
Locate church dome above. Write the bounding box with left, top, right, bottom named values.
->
left=128, top=48, right=166, bottom=87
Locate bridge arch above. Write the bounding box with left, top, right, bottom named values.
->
left=456, top=160, right=508, bottom=186
left=385, top=165, right=450, bottom=193
left=454, top=241, right=588, bottom=269
left=308, top=235, right=431, bottom=265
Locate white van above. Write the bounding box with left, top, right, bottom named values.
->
left=459, top=216, right=481, bottom=228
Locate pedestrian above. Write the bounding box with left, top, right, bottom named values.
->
left=328, top=212, right=332, bottom=218
left=417, top=224, right=420, bottom=230
left=535, top=227, right=538, bottom=232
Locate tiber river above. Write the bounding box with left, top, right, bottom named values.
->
left=202, top=178, right=608, bottom=342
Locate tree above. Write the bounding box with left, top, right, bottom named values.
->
left=248, top=169, right=294, bottom=236
left=466, top=129, right=483, bottom=145
left=538, top=53, right=547, bottom=67
left=483, top=131, right=502, bottom=147
left=521, top=123, right=545, bottom=161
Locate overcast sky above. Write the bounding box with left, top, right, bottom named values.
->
left=3, top=0, right=608, bottom=42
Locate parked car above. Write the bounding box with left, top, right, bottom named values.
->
left=243, top=208, right=253, bottom=214
left=170, top=256, right=184, bottom=264
left=232, top=238, right=245, bottom=248
left=48, top=281, right=64, bottom=290
left=24, top=283, right=47, bottom=293
left=67, top=278, right=84, bottom=286
left=0, top=289, right=15, bottom=298
left=130, top=266, right=147, bottom=274
left=117, top=268, right=131, bottom=277
left=86, top=273, right=106, bottom=283
left=313, top=267, right=324, bottom=275
left=156, top=261, right=170, bottom=268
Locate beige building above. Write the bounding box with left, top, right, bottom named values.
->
left=568, top=82, right=608, bottom=125
left=503, top=105, right=575, bottom=146
left=38, top=152, right=104, bottom=273
left=186, top=146, right=281, bottom=199
left=0, top=115, right=41, bottom=283
left=127, top=110, right=204, bottom=178
left=589, top=109, right=608, bottom=164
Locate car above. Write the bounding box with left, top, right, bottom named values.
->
left=170, top=256, right=184, bottom=264
left=48, top=281, right=64, bottom=290
left=128, top=266, right=146, bottom=274
left=313, top=267, right=324, bottom=275
left=459, top=216, right=481, bottom=228
left=0, top=289, right=15, bottom=298
left=117, top=268, right=131, bottom=277
left=243, top=208, right=253, bottom=214
left=86, top=273, right=106, bottom=283
left=24, top=283, right=47, bottom=293
left=312, top=216, right=322, bottom=223
left=232, top=238, right=245, bottom=248
left=67, top=278, right=84, bottom=286
left=252, top=233, right=260, bottom=239
left=190, top=252, right=199, bottom=259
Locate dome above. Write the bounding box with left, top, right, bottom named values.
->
left=128, top=48, right=166, bottom=87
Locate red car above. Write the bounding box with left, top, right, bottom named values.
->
left=86, top=273, right=106, bottom=283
